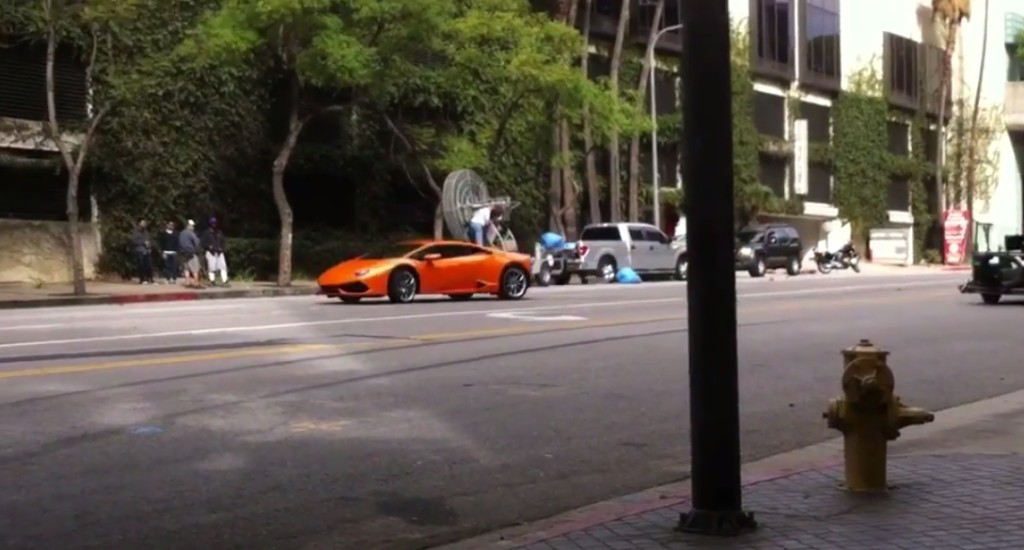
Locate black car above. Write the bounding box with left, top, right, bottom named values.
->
left=735, top=223, right=803, bottom=277
left=959, top=234, right=1024, bottom=304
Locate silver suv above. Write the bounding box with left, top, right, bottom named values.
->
left=577, top=223, right=687, bottom=283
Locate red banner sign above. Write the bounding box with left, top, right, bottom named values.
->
left=943, top=209, right=970, bottom=264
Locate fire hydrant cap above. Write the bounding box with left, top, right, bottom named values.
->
left=844, top=339, right=888, bottom=357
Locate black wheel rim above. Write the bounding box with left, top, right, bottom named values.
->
left=504, top=269, right=528, bottom=298
left=396, top=271, right=416, bottom=301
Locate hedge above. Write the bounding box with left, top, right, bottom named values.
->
left=97, top=231, right=413, bottom=281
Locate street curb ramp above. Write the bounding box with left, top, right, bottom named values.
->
left=0, top=286, right=319, bottom=310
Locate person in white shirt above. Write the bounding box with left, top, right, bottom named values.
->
left=467, top=205, right=504, bottom=246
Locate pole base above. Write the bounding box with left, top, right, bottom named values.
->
left=676, top=508, right=757, bottom=536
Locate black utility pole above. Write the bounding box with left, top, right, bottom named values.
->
left=676, top=0, right=756, bottom=536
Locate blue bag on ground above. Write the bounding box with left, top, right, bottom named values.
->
left=539, top=232, right=566, bottom=250
left=616, top=267, right=641, bottom=284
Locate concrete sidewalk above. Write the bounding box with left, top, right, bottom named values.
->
left=0, top=280, right=318, bottom=309
left=436, top=388, right=1024, bottom=550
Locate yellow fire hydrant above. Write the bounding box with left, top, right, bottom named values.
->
left=822, top=339, right=935, bottom=492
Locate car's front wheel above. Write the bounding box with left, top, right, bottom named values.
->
left=785, top=255, right=801, bottom=276
left=499, top=265, right=530, bottom=300
left=748, top=256, right=767, bottom=278
left=982, top=293, right=1002, bottom=305
left=387, top=267, right=418, bottom=303
left=674, top=255, right=688, bottom=281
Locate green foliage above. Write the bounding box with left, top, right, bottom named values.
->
left=832, top=89, right=890, bottom=239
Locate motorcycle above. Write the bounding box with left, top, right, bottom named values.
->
left=814, top=243, right=860, bottom=274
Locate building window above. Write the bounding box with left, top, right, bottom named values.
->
left=887, top=121, right=909, bottom=156
left=885, top=33, right=920, bottom=109
left=0, top=39, right=87, bottom=123
left=759, top=154, right=787, bottom=197
left=801, top=0, right=840, bottom=87
left=807, top=163, right=832, bottom=203
left=754, top=92, right=786, bottom=138
left=1007, top=43, right=1024, bottom=81
left=800, top=102, right=831, bottom=143
left=888, top=178, right=910, bottom=211
left=751, top=0, right=793, bottom=80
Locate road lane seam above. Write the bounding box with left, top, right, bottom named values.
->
left=0, top=289, right=948, bottom=380
left=0, top=280, right=957, bottom=351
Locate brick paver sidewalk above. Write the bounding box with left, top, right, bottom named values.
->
left=437, top=389, right=1024, bottom=550
left=521, top=453, right=1022, bottom=549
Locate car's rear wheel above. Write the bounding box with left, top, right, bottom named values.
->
left=339, top=296, right=362, bottom=304
left=598, top=256, right=617, bottom=283
left=387, top=267, right=418, bottom=303
left=448, top=293, right=473, bottom=301
left=982, top=293, right=1002, bottom=305
left=499, top=265, right=530, bottom=300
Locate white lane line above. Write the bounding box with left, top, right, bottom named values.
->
left=0, top=324, right=63, bottom=332
left=0, top=279, right=956, bottom=350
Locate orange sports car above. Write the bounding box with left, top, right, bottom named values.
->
left=317, top=240, right=533, bottom=304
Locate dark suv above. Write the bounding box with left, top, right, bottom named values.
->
left=734, top=223, right=803, bottom=277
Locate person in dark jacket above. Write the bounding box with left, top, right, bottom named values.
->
left=129, top=219, right=154, bottom=284
left=200, top=216, right=229, bottom=286
left=178, top=219, right=202, bottom=288
left=159, top=220, right=180, bottom=284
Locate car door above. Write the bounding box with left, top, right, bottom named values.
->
left=414, top=244, right=486, bottom=293
left=764, top=228, right=783, bottom=264
left=627, top=226, right=649, bottom=270
left=642, top=227, right=676, bottom=271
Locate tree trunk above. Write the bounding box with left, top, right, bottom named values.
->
left=934, top=20, right=956, bottom=216
left=272, top=72, right=305, bottom=287
left=549, top=119, right=565, bottom=234
left=44, top=6, right=87, bottom=295
left=433, top=203, right=444, bottom=240
left=627, top=0, right=666, bottom=223
left=607, top=0, right=631, bottom=222
left=560, top=0, right=580, bottom=239
left=581, top=0, right=601, bottom=225
left=965, top=0, right=990, bottom=259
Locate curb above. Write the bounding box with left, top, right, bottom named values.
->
left=0, top=286, right=318, bottom=310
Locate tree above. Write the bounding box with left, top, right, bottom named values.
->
left=627, top=0, right=665, bottom=222
left=580, top=0, right=602, bottom=225
left=606, top=0, right=631, bottom=221
left=965, top=0, right=988, bottom=258
left=39, top=0, right=131, bottom=295
left=180, top=0, right=449, bottom=286
left=931, top=0, right=970, bottom=218
left=379, top=0, right=624, bottom=242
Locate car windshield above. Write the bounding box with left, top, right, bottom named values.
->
left=737, top=230, right=764, bottom=245
left=360, top=242, right=424, bottom=259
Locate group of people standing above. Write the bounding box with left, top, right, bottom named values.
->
left=130, top=217, right=229, bottom=288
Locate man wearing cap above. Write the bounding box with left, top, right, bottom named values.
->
left=178, top=219, right=202, bottom=288
left=201, top=216, right=229, bottom=286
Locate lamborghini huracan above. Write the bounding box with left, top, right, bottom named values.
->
left=317, top=240, right=533, bottom=304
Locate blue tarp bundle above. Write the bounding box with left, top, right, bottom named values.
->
left=539, top=232, right=566, bottom=250
left=616, top=267, right=642, bottom=284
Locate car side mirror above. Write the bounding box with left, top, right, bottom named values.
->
left=423, top=253, right=441, bottom=261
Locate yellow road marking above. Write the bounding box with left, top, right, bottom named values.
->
left=0, top=344, right=334, bottom=380
left=0, top=288, right=951, bottom=380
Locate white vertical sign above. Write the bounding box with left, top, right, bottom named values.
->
left=792, top=119, right=808, bottom=196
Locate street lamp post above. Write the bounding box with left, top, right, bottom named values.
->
left=648, top=22, right=683, bottom=232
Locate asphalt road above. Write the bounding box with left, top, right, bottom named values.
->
left=0, top=271, right=1008, bottom=550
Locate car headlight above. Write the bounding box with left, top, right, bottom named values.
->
left=739, top=246, right=752, bottom=256
left=354, top=269, right=370, bottom=277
